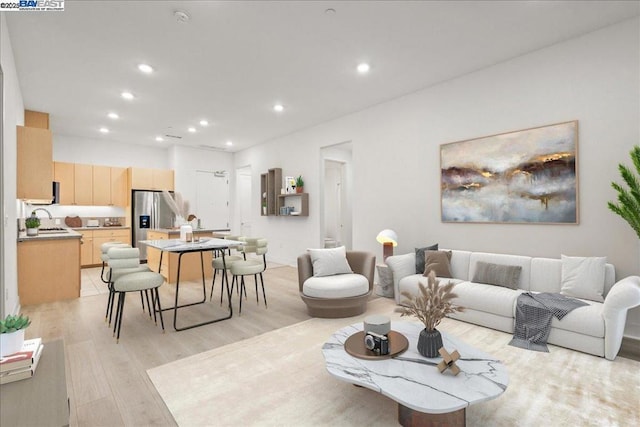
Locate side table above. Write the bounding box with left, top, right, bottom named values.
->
left=375, top=263, right=394, bottom=298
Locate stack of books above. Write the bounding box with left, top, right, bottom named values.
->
left=0, top=338, right=44, bottom=385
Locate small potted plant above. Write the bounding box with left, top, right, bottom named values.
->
left=295, top=175, right=304, bottom=193
left=0, top=314, right=31, bottom=357
left=395, top=271, right=464, bottom=358
left=25, top=213, right=41, bottom=236
left=262, top=201, right=267, bottom=215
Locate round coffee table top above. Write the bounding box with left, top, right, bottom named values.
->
left=322, top=321, right=508, bottom=414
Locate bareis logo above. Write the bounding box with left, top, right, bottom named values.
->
left=0, top=0, right=64, bottom=11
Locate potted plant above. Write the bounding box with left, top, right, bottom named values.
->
left=295, top=175, right=304, bottom=193
left=262, top=201, right=267, bottom=215
left=0, top=314, right=31, bottom=357
left=395, top=271, right=464, bottom=357
left=608, top=145, right=640, bottom=240
left=25, top=213, right=41, bottom=236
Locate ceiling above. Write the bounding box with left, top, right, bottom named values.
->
left=6, top=1, right=639, bottom=153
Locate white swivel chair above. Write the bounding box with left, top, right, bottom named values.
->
left=230, top=238, right=268, bottom=314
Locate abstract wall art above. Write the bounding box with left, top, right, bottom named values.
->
left=441, top=121, right=578, bottom=224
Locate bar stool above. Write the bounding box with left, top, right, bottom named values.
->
left=230, top=238, right=268, bottom=314
left=210, top=236, right=245, bottom=304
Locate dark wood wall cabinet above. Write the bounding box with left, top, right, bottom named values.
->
left=260, top=167, right=308, bottom=216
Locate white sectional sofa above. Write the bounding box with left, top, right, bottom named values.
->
left=386, top=250, right=640, bottom=360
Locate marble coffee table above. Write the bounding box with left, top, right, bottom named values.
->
left=322, top=321, right=508, bottom=427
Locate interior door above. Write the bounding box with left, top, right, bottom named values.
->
left=237, top=166, right=252, bottom=236
left=195, top=170, right=229, bottom=229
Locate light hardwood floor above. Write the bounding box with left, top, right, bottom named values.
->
left=21, top=264, right=313, bottom=426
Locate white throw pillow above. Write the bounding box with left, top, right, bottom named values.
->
left=560, top=255, right=606, bottom=302
left=307, top=246, right=353, bottom=277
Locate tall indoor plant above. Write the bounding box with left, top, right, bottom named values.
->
left=608, top=145, right=640, bottom=239
left=395, top=271, right=464, bottom=357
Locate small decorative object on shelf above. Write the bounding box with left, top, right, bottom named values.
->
left=437, top=347, right=461, bottom=375
left=395, top=271, right=465, bottom=358
left=295, top=175, right=304, bottom=193
left=25, top=213, right=40, bottom=236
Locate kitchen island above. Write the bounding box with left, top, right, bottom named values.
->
left=146, top=228, right=230, bottom=284
left=17, top=229, right=81, bottom=305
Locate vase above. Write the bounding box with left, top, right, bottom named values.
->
left=296, top=186, right=303, bottom=193
left=417, top=328, right=443, bottom=358
left=26, top=227, right=38, bottom=236
left=1, top=329, right=25, bottom=357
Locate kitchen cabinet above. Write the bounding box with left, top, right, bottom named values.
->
left=110, top=167, right=127, bottom=207
left=128, top=167, right=174, bottom=191
left=17, top=126, right=53, bottom=201
left=77, top=230, right=94, bottom=266
left=24, top=110, right=50, bottom=129
left=146, top=230, right=213, bottom=283
left=53, top=162, right=75, bottom=205
left=74, top=163, right=93, bottom=205
left=92, top=165, right=111, bottom=206
left=91, top=228, right=131, bottom=266
left=18, top=238, right=81, bottom=304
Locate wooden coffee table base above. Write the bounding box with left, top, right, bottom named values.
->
left=398, top=404, right=465, bottom=427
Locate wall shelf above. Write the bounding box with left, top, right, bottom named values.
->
left=277, top=192, right=309, bottom=217
left=260, top=168, right=282, bottom=216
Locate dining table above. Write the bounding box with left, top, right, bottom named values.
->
left=139, top=237, right=244, bottom=331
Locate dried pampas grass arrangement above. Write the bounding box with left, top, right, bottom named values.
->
left=395, top=271, right=464, bottom=331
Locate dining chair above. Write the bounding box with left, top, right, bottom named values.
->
left=105, top=246, right=151, bottom=326
left=229, top=238, right=268, bottom=315
left=209, top=236, right=245, bottom=304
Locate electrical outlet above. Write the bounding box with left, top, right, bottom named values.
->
left=55, top=218, right=61, bottom=225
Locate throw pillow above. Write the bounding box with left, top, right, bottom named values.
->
left=307, top=246, right=353, bottom=277
left=423, top=250, right=453, bottom=278
left=414, top=243, right=439, bottom=274
left=472, top=261, right=522, bottom=290
left=560, top=255, right=606, bottom=302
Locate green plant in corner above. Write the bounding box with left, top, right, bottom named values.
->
left=25, top=213, right=40, bottom=229
left=0, top=314, right=31, bottom=334
left=608, top=145, right=640, bottom=239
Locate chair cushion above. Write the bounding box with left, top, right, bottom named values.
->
left=114, top=271, right=164, bottom=292
left=303, top=273, right=369, bottom=298
left=231, top=259, right=265, bottom=275
left=110, top=265, right=151, bottom=282
left=212, top=255, right=244, bottom=269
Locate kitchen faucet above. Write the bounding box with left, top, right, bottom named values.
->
left=32, top=208, right=53, bottom=219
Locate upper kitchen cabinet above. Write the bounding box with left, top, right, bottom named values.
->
left=128, top=167, right=174, bottom=191
left=24, top=110, right=50, bottom=129
left=17, top=125, right=53, bottom=201
left=53, top=161, right=75, bottom=205
left=92, top=165, right=111, bottom=206
left=110, top=167, right=127, bottom=207
left=74, top=163, right=93, bottom=205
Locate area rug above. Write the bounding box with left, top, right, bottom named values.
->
left=147, top=298, right=639, bottom=426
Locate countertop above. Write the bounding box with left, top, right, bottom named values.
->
left=72, top=226, right=130, bottom=231
left=18, top=229, right=82, bottom=242
left=150, top=228, right=231, bottom=235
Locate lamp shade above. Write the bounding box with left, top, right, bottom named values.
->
left=376, top=229, right=398, bottom=247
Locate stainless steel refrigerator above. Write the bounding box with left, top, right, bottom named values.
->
left=132, top=190, right=176, bottom=262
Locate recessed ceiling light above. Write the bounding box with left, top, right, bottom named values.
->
left=155, top=136, right=164, bottom=142
left=138, top=64, right=154, bottom=74
left=199, top=120, right=209, bottom=126
left=188, top=127, right=196, bottom=133
left=99, top=127, right=109, bottom=134
left=325, top=8, right=336, bottom=15
left=273, top=104, right=284, bottom=112
left=226, top=141, right=233, bottom=146
left=121, top=91, right=134, bottom=100
left=108, top=112, right=119, bottom=119
left=357, top=63, right=370, bottom=74
left=174, top=10, right=190, bottom=23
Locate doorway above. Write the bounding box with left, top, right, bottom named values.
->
left=236, top=166, right=252, bottom=236
left=321, top=142, right=353, bottom=249
left=195, top=170, right=229, bottom=229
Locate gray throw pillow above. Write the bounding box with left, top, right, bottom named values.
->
left=423, top=250, right=453, bottom=278
left=472, top=261, right=522, bottom=289
left=415, top=243, right=439, bottom=274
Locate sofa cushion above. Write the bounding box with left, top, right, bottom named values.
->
left=452, top=281, right=522, bottom=318
left=415, top=243, right=438, bottom=274
left=398, top=274, right=465, bottom=302
left=303, top=273, right=369, bottom=298
left=423, top=250, right=453, bottom=278
left=472, top=261, right=522, bottom=290
left=307, top=246, right=353, bottom=277
left=550, top=300, right=604, bottom=338
left=560, top=255, right=606, bottom=302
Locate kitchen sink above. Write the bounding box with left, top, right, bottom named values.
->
left=38, top=228, right=70, bottom=234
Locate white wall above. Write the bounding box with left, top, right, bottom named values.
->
left=234, top=18, right=640, bottom=337
left=1, top=13, right=25, bottom=316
